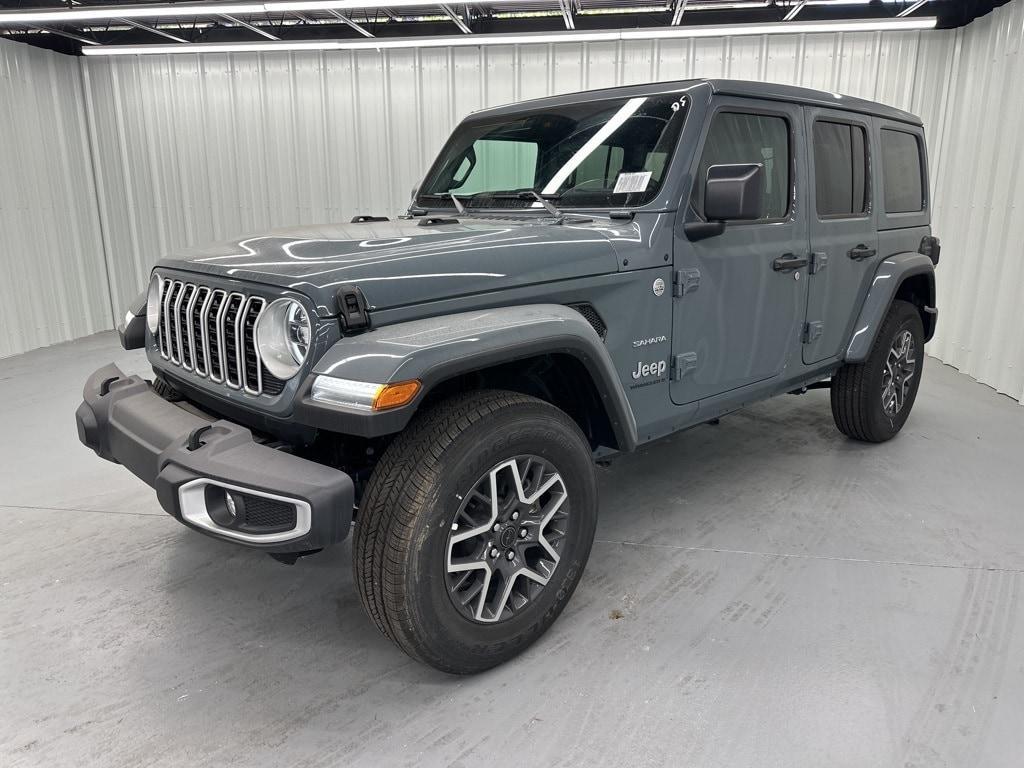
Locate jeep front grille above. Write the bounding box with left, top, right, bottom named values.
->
left=156, top=279, right=284, bottom=396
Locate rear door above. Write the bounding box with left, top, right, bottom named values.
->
left=670, top=98, right=810, bottom=406
left=803, top=108, right=879, bottom=364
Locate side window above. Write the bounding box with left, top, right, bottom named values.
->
left=881, top=129, right=925, bottom=213
left=813, top=120, right=868, bottom=216
left=455, top=139, right=539, bottom=195
left=691, top=112, right=790, bottom=220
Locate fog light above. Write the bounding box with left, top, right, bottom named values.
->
left=206, top=486, right=244, bottom=528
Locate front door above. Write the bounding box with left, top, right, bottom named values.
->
left=802, top=107, right=879, bottom=364
left=671, top=98, right=809, bottom=406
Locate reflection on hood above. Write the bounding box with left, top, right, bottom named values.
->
left=156, top=216, right=640, bottom=316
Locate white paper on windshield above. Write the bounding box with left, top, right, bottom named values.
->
left=613, top=171, right=652, bottom=194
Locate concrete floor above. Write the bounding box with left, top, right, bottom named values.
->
left=2, top=332, right=1023, bottom=768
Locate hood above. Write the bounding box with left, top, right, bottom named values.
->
left=156, top=217, right=626, bottom=316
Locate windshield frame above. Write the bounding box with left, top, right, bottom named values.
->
left=413, top=88, right=692, bottom=214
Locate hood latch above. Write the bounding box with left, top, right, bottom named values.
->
left=336, top=285, right=371, bottom=333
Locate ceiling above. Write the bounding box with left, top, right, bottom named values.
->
left=0, top=0, right=1010, bottom=56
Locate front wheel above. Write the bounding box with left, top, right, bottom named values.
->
left=353, top=390, right=597, bottom=674
left=831, top=299, right=924, bottom=442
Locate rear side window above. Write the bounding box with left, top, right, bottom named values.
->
left=692, top=112, right=790, bottom=220
left=813, top=120, right=868, bottom=216
left=881, top=129, right=925, bottom=213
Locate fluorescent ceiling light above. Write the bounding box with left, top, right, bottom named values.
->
left=627, top=16, right=936, bottom=39
left=0, top=0, right=519, bottom=25
left=80, top=17, right=938, bottom=56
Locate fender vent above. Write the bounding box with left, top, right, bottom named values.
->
left=568, top=303, right=607, bottom=340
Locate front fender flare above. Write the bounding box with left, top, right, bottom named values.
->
left=845, top=252, right=935, bottom=363
left=294, top=304, right=639, bottom=450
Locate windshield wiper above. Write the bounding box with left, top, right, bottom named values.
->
left=520, top=190, right=562, bottom=219
left=420, top=189, right=570, bottom=223
left=459, top=189, right=564, bottom=218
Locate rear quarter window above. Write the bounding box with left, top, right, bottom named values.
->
left=881, top=129, right=925, bottom=213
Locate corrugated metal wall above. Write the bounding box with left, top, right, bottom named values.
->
left=928, top=0, right=1024, bottom=402
left=80, top=29, right=957, bottom=314
left=0, top=38, right=112, bottom=359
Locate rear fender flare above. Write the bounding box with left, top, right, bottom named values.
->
left=845, top=252, right=935, bottom=363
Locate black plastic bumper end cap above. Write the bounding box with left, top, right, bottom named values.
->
left=75, top=401, right=100, bottom=455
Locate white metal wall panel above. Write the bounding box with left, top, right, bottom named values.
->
left=0, top=37, right=111, bottom=359
left=928, top=0, right=1024, bottom=402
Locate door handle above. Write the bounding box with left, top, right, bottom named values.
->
left=772, top=253, right=808, bottom=272
left=848, top=244, right=877, bottom=261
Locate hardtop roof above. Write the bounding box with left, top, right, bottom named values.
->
left=470, top=77, right=922, bottom=126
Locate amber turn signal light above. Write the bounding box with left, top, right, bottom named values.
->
left=372, top=380, right=421, bottom=411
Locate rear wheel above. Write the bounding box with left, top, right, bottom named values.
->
left=831, top=299, right=924, bottom=442
left=353, top=390, right=597, bottom=674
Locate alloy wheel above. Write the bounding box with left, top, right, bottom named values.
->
left=445, top=455, right=569, bottom=624
left=882, top=329, right=917, bottom=418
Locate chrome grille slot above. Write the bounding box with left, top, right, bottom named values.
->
left=154, top=279, right=273, bottom=397
left=157, top=279, right=172, bottom=358
left=177, top=284, right=196, bottom=370
left=241, top=297, right=265, bottom=395
left=222, top=293, right=244, bottom=389
left=165, top=281, right=184, bottom=364
left=190, top=287, right=210, bottom=376
left=206, top=290, right=226, bottom=382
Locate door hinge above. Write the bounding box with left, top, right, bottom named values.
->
left=803, top=321, right=824, bottom=344
left=673, top=268, right=701, bottom=298
left=672, top=352, right=698, bottom=381
left=809, top=251, right=828, bottom=275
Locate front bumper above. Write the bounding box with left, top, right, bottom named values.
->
left=76, top=363, right=355, bottom=552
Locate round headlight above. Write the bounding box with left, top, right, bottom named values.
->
left=256, top=298, right=312, bottom=380
left=146, top=273, right=162, bottom=334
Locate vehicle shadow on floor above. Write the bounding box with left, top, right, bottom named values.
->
left=152, top=385, right=894, bottom=681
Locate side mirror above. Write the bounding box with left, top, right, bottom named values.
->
left=684, top=163, right=765, bottom=242
left=704, top=163, right=765, bottom=221
left=410, top=180, right=420, bottom=201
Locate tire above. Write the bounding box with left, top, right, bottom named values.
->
left=831, top=299, right=924, bottom=443
left=353, top=389, right=598, bottom=674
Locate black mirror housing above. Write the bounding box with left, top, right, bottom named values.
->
left=704, top=163, right=766, bottom=222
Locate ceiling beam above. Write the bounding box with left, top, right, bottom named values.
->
left=671, top=0, right=688, bottom=27
left=326, top=9, right=374, bottom=37
left=218, top=14, right=280, bottom=40
left=116, top=18, right=190, bottom=42
left=439, top=5, right=471, bottom=34
left=897, top=0, right=928, bottom=17
left=30, top=25, right=100, bottom=45
left=557, top=0, right=575, bottom=30
left=783, top=1, right=805, bottom=22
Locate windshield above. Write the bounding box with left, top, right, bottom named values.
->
left=416, top=91, right=689, bottom=210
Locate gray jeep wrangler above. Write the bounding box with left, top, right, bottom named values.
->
left=77, top=78, right=939, bottom=674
